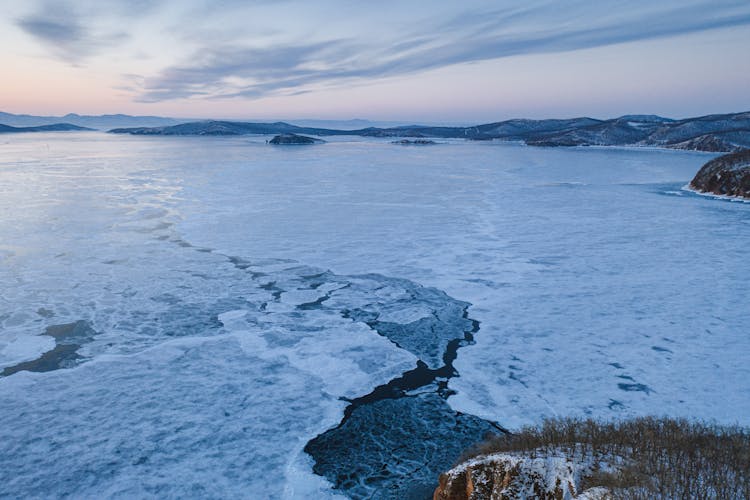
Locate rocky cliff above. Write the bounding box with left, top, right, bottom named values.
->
left=435, top=417, right=750, bottom=499
left=689, top=149, right=750, bottom=198
left=433, top=452, right=611, bottom=500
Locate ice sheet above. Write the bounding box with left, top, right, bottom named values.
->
left=0, top=335, right=347, bottom=498
left=1, top=133, right=749, bottom=498
left=170, top=139, right=749, bottom=428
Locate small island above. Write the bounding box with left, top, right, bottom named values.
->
left=268, top=133, right=324, bottom=145
left=391, top=139, right=437, bottom=145
left=689, top=149, right=750, bottom=199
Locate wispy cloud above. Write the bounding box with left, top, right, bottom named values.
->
left=136, top=41, right=363, bottom=101
left=16, top=1, right=134, bottom=63
left=11, top=0, right=750, bottom=101
left=133, top=1, right=750, bottom=102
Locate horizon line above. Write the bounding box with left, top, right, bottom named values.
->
left=3, top=109, right=750, bottom=128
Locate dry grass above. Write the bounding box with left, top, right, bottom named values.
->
left=460, top=417, right=750, bottom=499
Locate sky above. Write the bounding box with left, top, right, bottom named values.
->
left=1, top=0, right=749, bottom=122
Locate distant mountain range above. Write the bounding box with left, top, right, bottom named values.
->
left=3, top=110, right=749, bottom=152
left=0, top=112, right=184, bottom=130
left=0, top=112, right=415, bottom=131
left=0, top=123, right=92, bottom=133
left=282, top=118, right=430, bottom=129
left=108, top=111, right=750, bottom=152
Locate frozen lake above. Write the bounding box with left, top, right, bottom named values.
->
left=1, top=133, right=748, bottom=498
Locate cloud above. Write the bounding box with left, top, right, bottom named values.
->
left=17, top=17, right=83, bottom=45
left=16, top=1, right=132, bottom=63
left=135, top=41, right=360, bottom=102
left=118, top=1, right=750, bottom=101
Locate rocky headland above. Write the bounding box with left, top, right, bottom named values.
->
left=433, top=417, right=750, bottom=500
left=689, top=149, right=750, bottom=198
left=434, top=452, right=609, bottom=500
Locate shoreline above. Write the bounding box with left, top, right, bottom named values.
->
left=681, top=184, right=750, bottom=203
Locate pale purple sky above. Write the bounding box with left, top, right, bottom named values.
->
left=2, top=0, right=749, bottom=121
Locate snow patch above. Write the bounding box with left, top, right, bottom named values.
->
left=0, top=333, right=55, bottom=370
